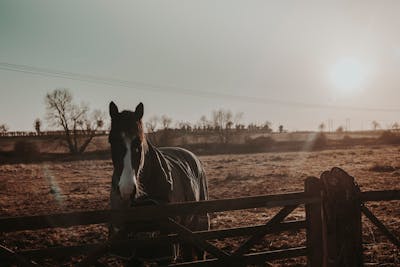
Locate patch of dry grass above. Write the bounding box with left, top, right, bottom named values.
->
left=0, top=144, right=399, bottom=265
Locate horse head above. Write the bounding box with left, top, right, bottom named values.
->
left=108, top=101, right=146, bottom=201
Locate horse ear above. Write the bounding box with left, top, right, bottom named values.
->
left=135, top=102, right=144, bottom=120
left=109, top=101, right=119, bottom=119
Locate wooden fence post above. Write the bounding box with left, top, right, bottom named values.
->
left=305, top=176, right=323, bottom=267
left=320, top=167, right=363, bottom=267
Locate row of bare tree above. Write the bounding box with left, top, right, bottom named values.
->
left=2, top=88, right=399, bottom=154
left=145, top=111, right=276, bottom=133
left=1, top=88, right=277, bottom=154
left=317, top=120, right=398, bottom=133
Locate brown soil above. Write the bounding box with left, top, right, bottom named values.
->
left=0, top=145, right=399, bottom=266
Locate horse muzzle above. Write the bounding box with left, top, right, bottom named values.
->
left=119, top=183, right=135, bottom=200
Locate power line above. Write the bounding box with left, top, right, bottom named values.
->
left=1, top=61, right=400, bottom=113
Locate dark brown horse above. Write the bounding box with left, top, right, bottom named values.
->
left=108, top=101, right=209, bottom=263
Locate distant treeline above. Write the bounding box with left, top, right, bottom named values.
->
left=0, top=130, right=109, bottom=137
left=2, top=130, right=400, bottom=165
left=0, top=126, right=276, bottom=138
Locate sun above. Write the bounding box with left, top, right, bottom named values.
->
left=329, top=58, right=366, bottom=93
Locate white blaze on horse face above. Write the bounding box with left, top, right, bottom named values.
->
left=118, top=135, right=137, bottom=200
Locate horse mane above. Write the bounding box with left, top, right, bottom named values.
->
left=137, top=119, right=148, bottom=154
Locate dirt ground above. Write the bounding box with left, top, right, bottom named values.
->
left=0, top=145, right=399, bottom=266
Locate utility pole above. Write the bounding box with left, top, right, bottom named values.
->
left=345, top=118, right=350, bottom=132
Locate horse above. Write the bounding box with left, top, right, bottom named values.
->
left=108, top=101, right=209, bottom=264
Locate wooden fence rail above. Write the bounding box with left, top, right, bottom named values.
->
left=0, top=167, right=399, bottom=267
left=0, top=190, right=396, bottom=233
left=0, top=192, right=318, bottom=233
left=361, top=190, right=400, bottom=201
left=9, top=221, right=305, bottom=260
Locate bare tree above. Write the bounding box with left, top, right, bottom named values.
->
left=212, top=109, right=234, bottom=143
left=318, top=122, right=326, bottom=132
left=212, top=109, right=233, bottom=129
left=392, top=122, right=400, bottom=131
left=0, top=124, right=9, bottom=134
left=160, top=115, right=173, bottom=130
left=34, top=118, right=42, bottom=135
left=177, top=121, right=192, bottom=131
left=233, top=112, right=244, bottom=128
left=336, top=126, right=344, bottom=133
left=262, top=121, right=273, bottom=133
left=198, top=115, right=209, bottom=130
left=45, top=89, right=104, bottom=154
left=145, top=115, right=159, bottom=133
left=371, top=120, right=380, bottom=131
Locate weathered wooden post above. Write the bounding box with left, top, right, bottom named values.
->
left=320, top=167, right=363, bottom=267
left=305, top=176, right=323, bottom=267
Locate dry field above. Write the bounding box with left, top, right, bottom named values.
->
left=0, top=145, right=399, bottom=266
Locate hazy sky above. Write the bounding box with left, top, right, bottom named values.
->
left=1, top=1, right=400, bottom=131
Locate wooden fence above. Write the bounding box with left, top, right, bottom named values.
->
left=0, top=167, right=399, bottom=266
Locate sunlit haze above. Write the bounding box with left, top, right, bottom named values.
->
left=1, top=1, right=400, bottom=131
left=330, top=58, right=367, bottom=94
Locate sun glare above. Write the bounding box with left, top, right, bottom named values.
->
left=330, top=58, right=366, bottom=94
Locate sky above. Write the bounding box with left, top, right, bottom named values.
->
left=1, top=1, right=400, bottom=131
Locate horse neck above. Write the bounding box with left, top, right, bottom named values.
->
left=139, top=140, right=172, bottom=202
